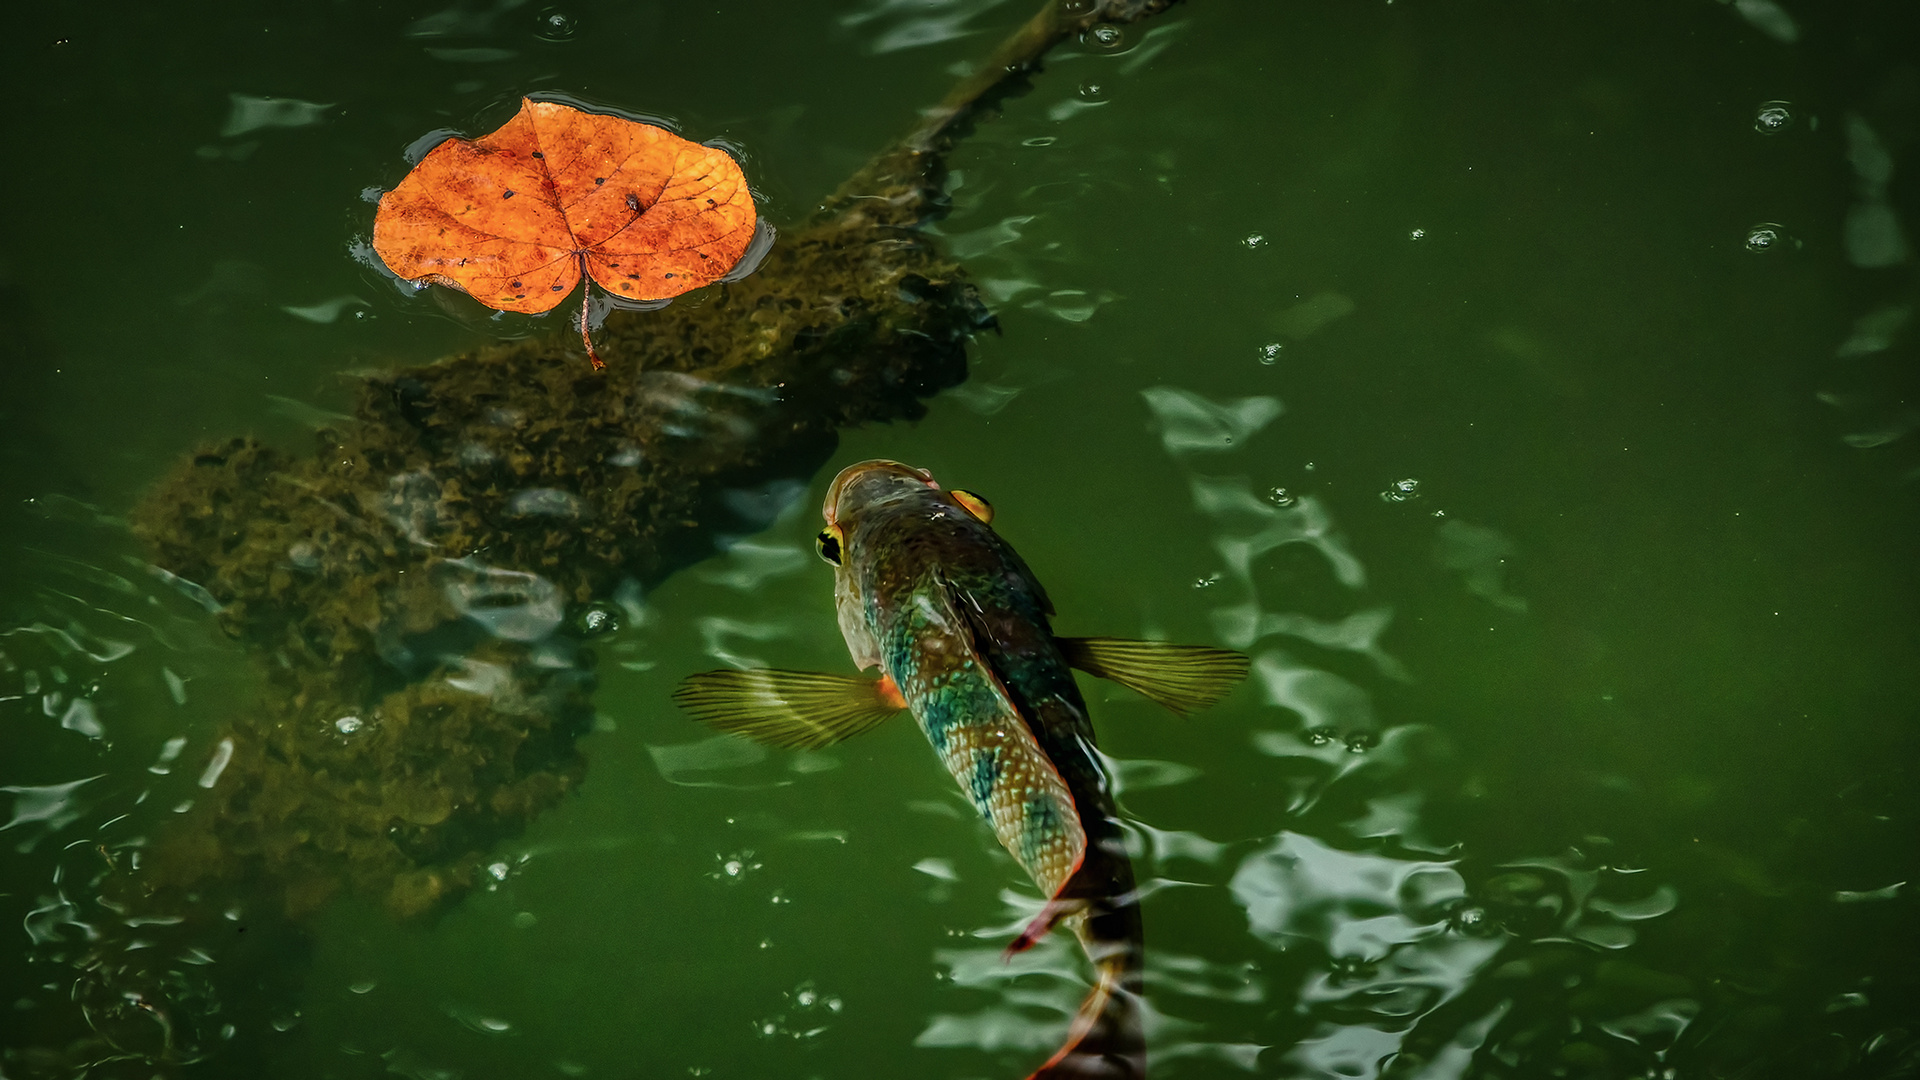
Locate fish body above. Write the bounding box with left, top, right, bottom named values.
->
left=676, top=460, right=1249, bottom=1080
left=828, top=463, right=1103, bottom=903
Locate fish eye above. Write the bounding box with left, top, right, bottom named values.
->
left=815, top=526, right=843, bottom=566
left=950, top=489, right=993, bottom=524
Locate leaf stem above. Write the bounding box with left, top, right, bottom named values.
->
left=579, top=263, right=603, bottom=370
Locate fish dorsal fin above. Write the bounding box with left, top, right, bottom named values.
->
left=672, top=669, right=908, bottom=749
left=1056, top=637, right=1250, bottom=718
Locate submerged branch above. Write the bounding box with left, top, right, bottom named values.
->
left=829, top=0, right=1186, bottom=229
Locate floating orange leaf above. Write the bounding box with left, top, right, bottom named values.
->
left=373, top=97, right=758, bottom=368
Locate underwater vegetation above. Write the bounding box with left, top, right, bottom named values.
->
left=9, top=1, right=1188, bottom=1075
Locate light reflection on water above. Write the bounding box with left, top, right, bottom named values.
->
left=1233, top=832, right=1502, bottom=1080
left=6, top=0, right=1920, bottom=1077
left=1, top=505, right=255, bottom=1065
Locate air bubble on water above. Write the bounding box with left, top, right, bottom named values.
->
left=1257, top=343, right=1283, bottom=365
left=1303, top=461, right=1316, bottom=471
left=335, top=715, right=363, bottom=735
left=348, top=980, right=377, bottom=995
left=1085, top=23, right=1124, bottom=50
left=575, top=602, right=621, bottom=636
left=1380, top=478, right=1421, bottom=502
left=1267, top=487, right=1296, bottom=507
left=513, top=911, right=537, bottom=928
left=1451, top=905, right=1495, bottom=936
left=1328, top=955, right=1374, bottom=981
left=535, top=7, right=578, bottom=41
left=1077, top=81, right=1107, bottom=102
left=1344, top=731, right=1378, bottom=753
left=1193, top=573, right=1221, bottom=589
left=1753, top=100, right=1793, bottom=134
left=1409, top=228, right=1426, bottom=240
left=1242, top=233, right=1267, bottom=249
left=710, top=849, right=762, bottom=882
left=1305, top=726, right=1338, bottom=747
left=1745, top=223, right=1788, bottom=253
left=271, top=1011, right=302, bottom=1032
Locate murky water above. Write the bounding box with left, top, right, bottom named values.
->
left=3, top=1, right=1917, bottom=1077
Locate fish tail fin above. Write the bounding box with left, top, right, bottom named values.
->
left=1027, top=941, right=1145, bottom=1080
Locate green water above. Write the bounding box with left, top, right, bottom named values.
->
left=3, top=0, right=1917, bottom=1077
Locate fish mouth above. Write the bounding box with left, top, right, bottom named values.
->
left=823, top=459, right=940, bottom=524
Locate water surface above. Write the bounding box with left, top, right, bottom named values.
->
left=3, top=1, right=1917, bottom=1078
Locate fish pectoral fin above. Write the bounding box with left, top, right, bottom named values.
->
left=1057, top=637, right=1250, bottom=718
left=672, top=669, right=908, bottom=750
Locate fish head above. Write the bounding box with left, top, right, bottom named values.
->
left=816, top=460, right=997, bottom=669
left=822, top=459, right=942, bottom=529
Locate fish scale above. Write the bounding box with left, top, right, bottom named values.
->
left=880, top=565, right=1085, bottom=896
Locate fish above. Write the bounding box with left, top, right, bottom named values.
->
left=673, top=459, right=1249, bottom=1080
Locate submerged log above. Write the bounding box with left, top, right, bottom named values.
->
left=14, top=1, right=1184, bottom=1074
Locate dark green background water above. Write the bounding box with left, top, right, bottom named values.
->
left=3, top=0, right=1917, bottom=1077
